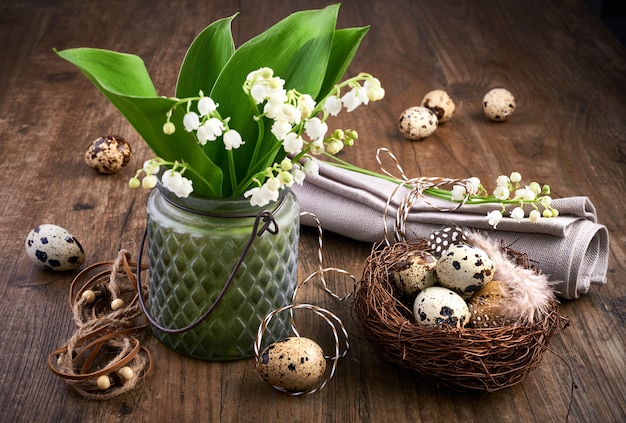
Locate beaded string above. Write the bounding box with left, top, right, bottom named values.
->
left=47, top=250, right=153, bottom=400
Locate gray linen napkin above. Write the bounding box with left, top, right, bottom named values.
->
left=292, top=160, right=609, bottom=300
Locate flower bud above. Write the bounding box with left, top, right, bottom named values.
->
left=326, top=140, right=344, bottom=155
left=142, top=174, right=158, bottom=189
left=332, top=129, right=345, bottom=140
left=529, top=182, right=541, bottom=194
left=129, top=178, right=141, bottom=189
left=163, top=121, right=176, bottom=135
left=280, top=158, right=293, bottom=171
left=278, top=171, right=293, bottom=186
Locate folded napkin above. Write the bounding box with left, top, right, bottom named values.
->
left=292, top=160, right=609, bottom=300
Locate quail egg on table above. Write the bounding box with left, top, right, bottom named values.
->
left=85, top=135, right=132, bottom=174
left=257, top=337, right=326, bottom=391
left=468, top=280, right=513, bottom=328
left=24, top=224, right=85, bottom=271
left=392, top=250, right=437, bottom=297
left=482, top=88, right=516, bottom=121
left=421, top=89, right=456, bottom=123
left=398, top=106, right=438, bottom=140
left=413, top=286, right=470, bottom=328
left=436, top=243, right=495, bottom=299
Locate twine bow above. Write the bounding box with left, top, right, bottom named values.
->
left=376, top=147, right=473, bottom=244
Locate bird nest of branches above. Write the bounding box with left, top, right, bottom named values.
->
left=352, top=236, right=569, bottom=392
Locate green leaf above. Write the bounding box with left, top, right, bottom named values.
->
left=317, top=26, right=370, bottom=101
left=176, top=14, right=237, bottom=98
left=55, top=47, right=223, bottom=197
left=55, top=47, right=159, bottom=97
left=208, top=4, right=340, bottom=195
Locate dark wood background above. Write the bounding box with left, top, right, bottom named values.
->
left=1, top=0, right=624, bottom=422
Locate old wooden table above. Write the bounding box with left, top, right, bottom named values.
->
left=1, top=0, right=624, bottom=422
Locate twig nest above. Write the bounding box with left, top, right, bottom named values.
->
left=257, top=337, right=327, bottom=391
left=398, top=106, right=438, bottom=140
left=85, top=135, right=132, bottom=173
left=421, top=89, right=455, bottom=123
left=482, top=88, right=516, bottom=121
left=392, top=250, right=437, bottom=296
left=413, top=286, right=470, bottom=328
left=467, top=280, right=514, bottom=328
left=24, top=224, right=85, bottom=271
left=436, top=243, right=495, bottom=299
left=353, top=235, right=567, bottom=391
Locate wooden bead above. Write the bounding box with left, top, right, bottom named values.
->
left=118, top=366, right=134, bottom=382
left=96, top=375, right=111, bottom=390
left=81, top=289, right=97, bottom=304
left=110, top=298, right=125, bottom=310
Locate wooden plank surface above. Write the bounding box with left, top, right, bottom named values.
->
left=1, top=0, right=624, bottom=422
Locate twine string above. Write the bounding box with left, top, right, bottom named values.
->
left=295, top=212, right=356, bottom=303
left=253, top=303, right=349, bottom=396
left=254, top=211, right=355, bottom=395
left=375, top=147, right=471, bottom=244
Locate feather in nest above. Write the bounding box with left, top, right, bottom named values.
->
left=465, top=230, right=558, bottom=324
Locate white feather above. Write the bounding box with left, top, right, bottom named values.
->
left=465, top=231, right=557, bottom=324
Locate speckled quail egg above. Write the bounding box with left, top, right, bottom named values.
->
left=421, top=89, right=456, bottom=123
left=413, top=286, right=470, bottom=328
left=257, top=337, right=326, bottom=391
left=24, top=224, right=85, bottom=271
left=468, top=280, right=514, bottom=328
left=436, top=243, right=495, bottom=299
left=392, top=250, right=437, bottom=297
left=398, top=106, right=438, bottom=140
left=85, top=135, right=132, bottom=173
left=482, top=88, right=516, bottom=121
left=427, top=225, right=468, bottom=258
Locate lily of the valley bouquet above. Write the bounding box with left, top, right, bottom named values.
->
left=56, top=4, right=384, bottom=207
left=56, top=3, right=558, bottom=227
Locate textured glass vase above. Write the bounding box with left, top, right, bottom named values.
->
left=145, top=184, right=299, bottom=360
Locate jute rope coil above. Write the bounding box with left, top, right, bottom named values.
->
left=47, top=250, right=153, bottom=400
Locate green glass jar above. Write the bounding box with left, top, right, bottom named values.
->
left=144, top=184, right=299, bottom=360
